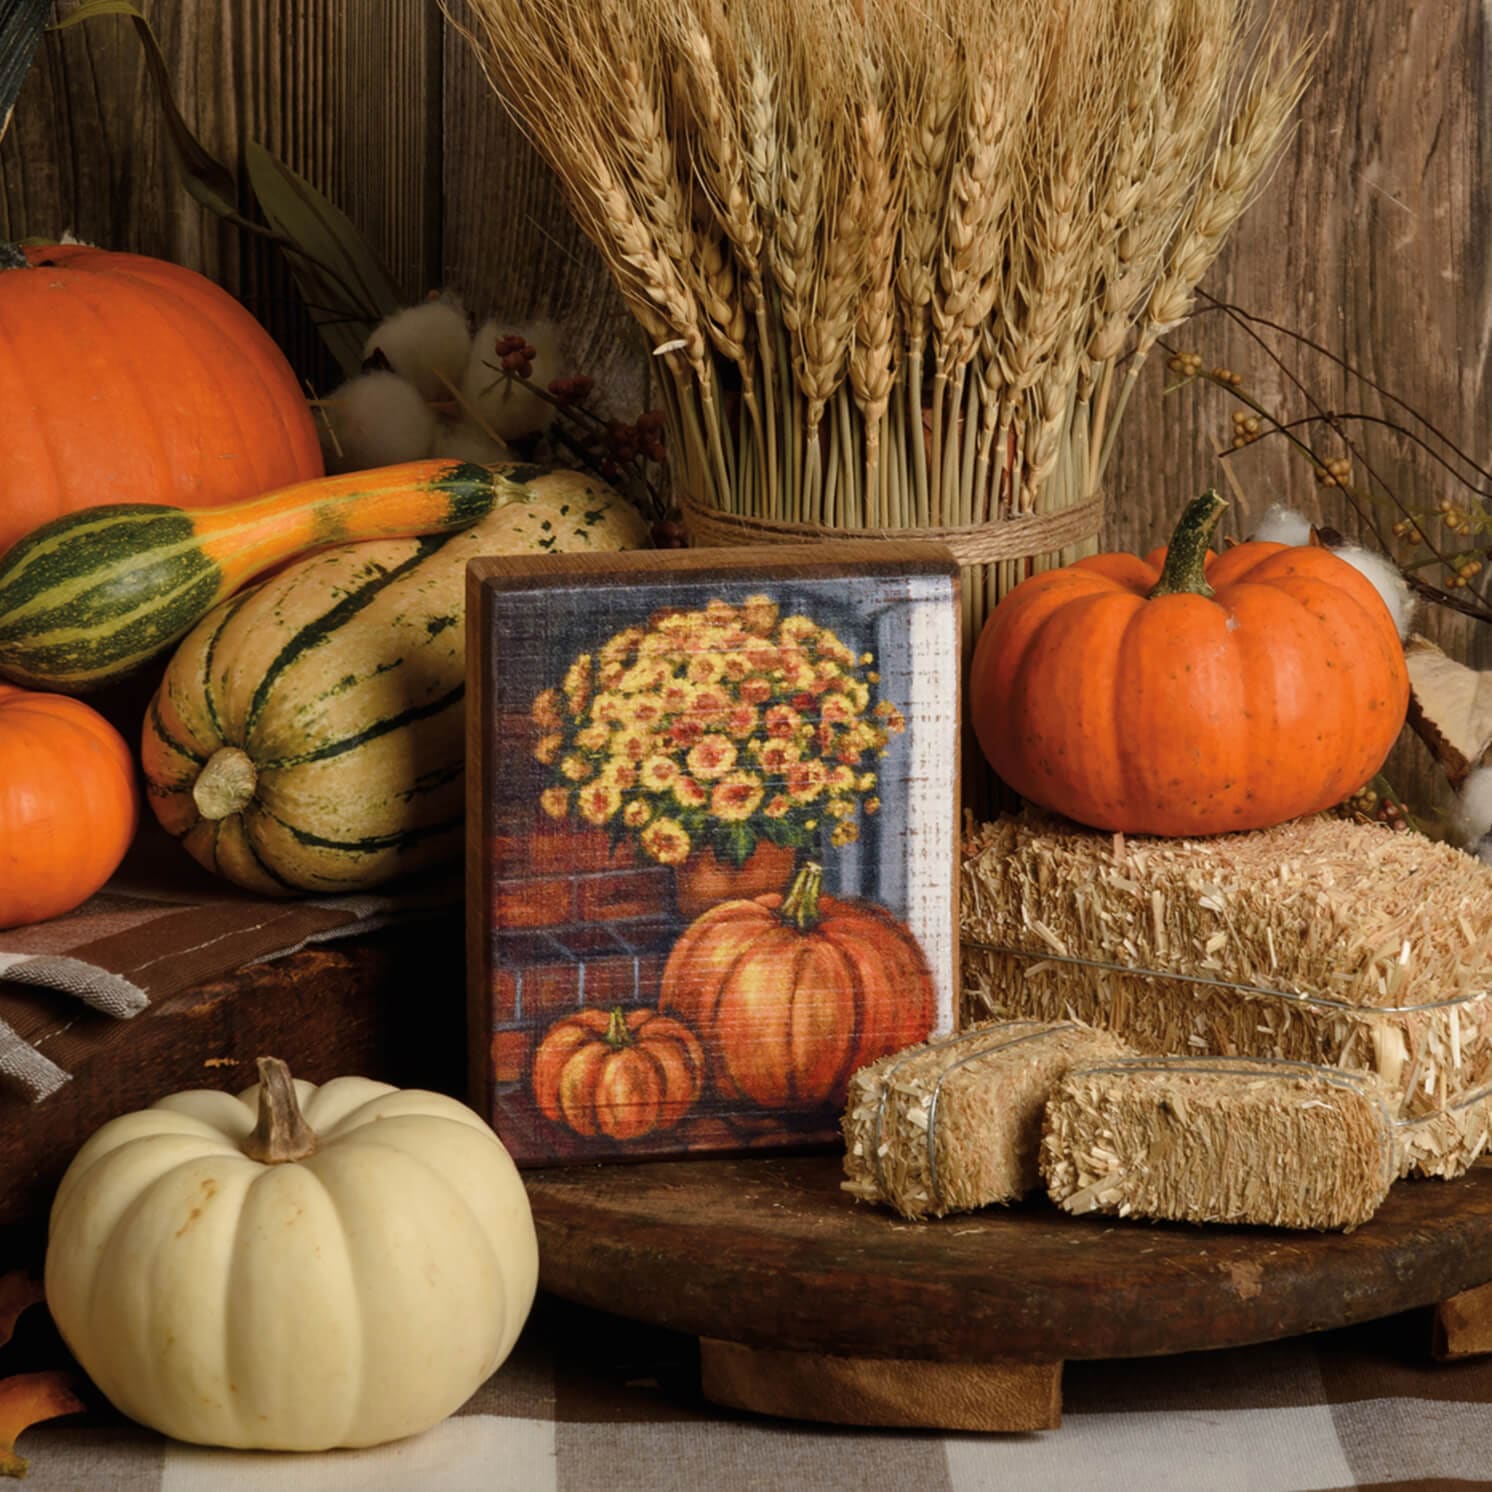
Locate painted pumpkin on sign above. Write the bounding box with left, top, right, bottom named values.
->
left=532, top=1006, right=705, bottom=1141
left=968, top=491, right=1410, bottom=837
left=659, top=861, right=936, bottom=1109
left=0, top=245, right=322, bottom=556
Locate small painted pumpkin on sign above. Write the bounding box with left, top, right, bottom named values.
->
left=532, top=1006, right=705, bottom=1141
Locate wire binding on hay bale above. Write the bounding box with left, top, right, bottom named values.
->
left=841, top=1018, right=1130, bottom=1220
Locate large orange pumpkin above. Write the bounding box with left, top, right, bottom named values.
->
left=968, top=490, right=1410, bottom=837
left=0, top=683, right=138, bottom=928
left=532, top=1006, right=705, bottom=1142
left=659, top=861, right=935, bottom=1110
left=0, top=244, right=322, bottom=555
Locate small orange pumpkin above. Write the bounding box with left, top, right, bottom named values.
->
left=0, top=244, right=323, bottom=555
left=968, top=490, right=1410, bottom=837
left=0, top=684, right=138, bottom=928
left=659, top=861, right=935, bottom=1110
left=532, top=1006, right=704, bottom=1142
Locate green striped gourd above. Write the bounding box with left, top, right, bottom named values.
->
left=141, top=473, right=647, bottom=894
left=0, top=459, right=537, bottom=693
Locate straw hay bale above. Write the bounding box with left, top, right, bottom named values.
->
left=1041, top=1057, right=1397, bottom=1233
left=961, top=812, right=1492, bottom=1178
left=841, top=1019, right=1131, bottom=1220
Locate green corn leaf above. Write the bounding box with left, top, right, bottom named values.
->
left=0, top=0, right=49, bottom=148
left=245, top=139, right=405, bottom=375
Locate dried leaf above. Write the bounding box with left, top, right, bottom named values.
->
left=1405, top=633, right=1492, bottom=788
left=49, top=1, right=252, bottom=229
left=0, top=0, right=48, bottom=149
left=0, top=1277, right=43, bottom=1354
left=244, top=139, right=405, bottom=375
left=0, top=1372, right=83, bottom=1478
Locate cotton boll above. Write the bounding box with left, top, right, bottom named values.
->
left=1454, top=766, right=1492, bottom=851
left=431, top=417, right=511, bottom=466
left=1252, top=504, right=1314, bottom=546
left=463, top=318, right=566, bottom=440
left=1334, top=544, right=1416, bottom=640
left=364, top=300, right=473, bottom=403
left=321, top=370, right=438, bottom=472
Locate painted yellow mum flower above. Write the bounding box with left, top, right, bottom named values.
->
left=600, top=625, right=645, bottom=664
left=865, top=796, right=881, bottom=816
left=640, top=754, right=681, bottom=792
left=741, top=595, right=779, bottom=635
left=687, top=736, right=738, bottom=780
left=763, top=793, right=791, bottom=819
left=686, top=652, right=726, bottom=686
left=705, top=599, right=738, bottom=627
left=532, top=688, right=564, bottom=731
left=623, top=799, right=651, bottom=829
left=575, top=723, right=611, bottom=753
left=610, top=728, right=655, bottom=763
left=577, top=782, right=622, bottom=825
left=820, top=692, right=856, bottom=727
left=533, top=732, right=564, bottom=765
left=786, top=760, right=826, bottom=803
left=540, top=786, right=570, bottom=820
left=738, top=675, right=774, bottom=706
left=831, top=820, right=860, bottom=846
left=599, top=759, right=640, bottom=792
left=592, top=691, right=628, bottom=726
left=710, top=771, right=764, bottom=823
left=780, top=615, right=819, bottom=645
left=874, top=700, right=907, bottom=734
left=755, top=738, right=801, bottom=773
left=562, top=654, right=592, bottom=710
left=824, top=796, right=855, bottom=819
left=560, top=754, right=593, bottom=782
left=672, top=775, right=708, bottom=809
left=641, top=816, right=692, bottom=865
left=826, top=764, right=856, bottom=793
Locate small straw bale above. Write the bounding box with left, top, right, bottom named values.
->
left=961, top=812, right=1492, bottom=1178
left=1041, top=1057, right=1397, bottom=1233
left=841, top=1018, right=1131, bottom=1220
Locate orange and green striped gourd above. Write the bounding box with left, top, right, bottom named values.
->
left=0, top=459, right=538, bottom=692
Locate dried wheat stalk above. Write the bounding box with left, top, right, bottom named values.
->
left=446, top=0, right=1311, bottom=584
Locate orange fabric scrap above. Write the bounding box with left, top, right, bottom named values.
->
left=0, top=1371, right=83, bottom=1478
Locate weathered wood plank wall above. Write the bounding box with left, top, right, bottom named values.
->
left=4, top=0, right=1488, bottom=802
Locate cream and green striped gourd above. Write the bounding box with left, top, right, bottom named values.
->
left=0, top=459, right=537, bottom=692
left=141, top=471, right=647, bottom=894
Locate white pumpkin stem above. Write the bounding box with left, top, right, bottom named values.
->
left=193, top=747, right=258, bottom=820
left=242, top=1057, right=319, bottom=1165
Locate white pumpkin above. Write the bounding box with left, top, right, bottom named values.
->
left=44, top=1060, right=538, bottom=1451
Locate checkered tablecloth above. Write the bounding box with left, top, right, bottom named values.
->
left=12, top=1293, right=1492, bottom=1491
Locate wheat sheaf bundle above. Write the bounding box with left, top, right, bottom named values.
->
left=448, top=0, right=1309, bottom=592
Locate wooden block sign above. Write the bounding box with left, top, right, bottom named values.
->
left=466, top=542, right=961, bottom=1165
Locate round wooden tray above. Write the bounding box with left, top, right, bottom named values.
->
left=526, top=1153, right=1492, bottom=1430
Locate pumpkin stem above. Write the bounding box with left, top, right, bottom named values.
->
left=778, top=860, right=824, bottom=931
left=1148, top=490, right=1228, bottom=600
left=240, top=1057, right=319, bottom=1165
left=0, top=244, right=28, bottom=272
left=603, top=1007, right=634, bottom=1050
left=193, top=747, right=257, bottom=820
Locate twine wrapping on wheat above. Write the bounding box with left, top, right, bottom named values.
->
left=679, top=489, right=1104, bottom=566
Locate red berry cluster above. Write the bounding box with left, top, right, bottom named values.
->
left=597, top=410, right=667, bottom=480
left=548, top=375, right=594, bottom=408
left=493, top=332, right=537, bottom=378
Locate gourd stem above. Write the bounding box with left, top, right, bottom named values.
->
left=603, top=1006, right=633, bottom=1050
left=193, top=747, right=257, bottom=820
left=241, top=1057, right=319, bottom=1165
left=779, top=860, right=823, bottom=931
left=1148, top=490, right=1227, bottom=600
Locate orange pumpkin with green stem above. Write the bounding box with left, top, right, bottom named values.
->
left=532, top=1006, right=705, bottom=1142
left=968, top=490, right=1410, bottom=837
left=0, top=244, right=322, bottom=556
left=659, top=861, right=936, bottom=1109
left=0, top=684, right=137, bottom=928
